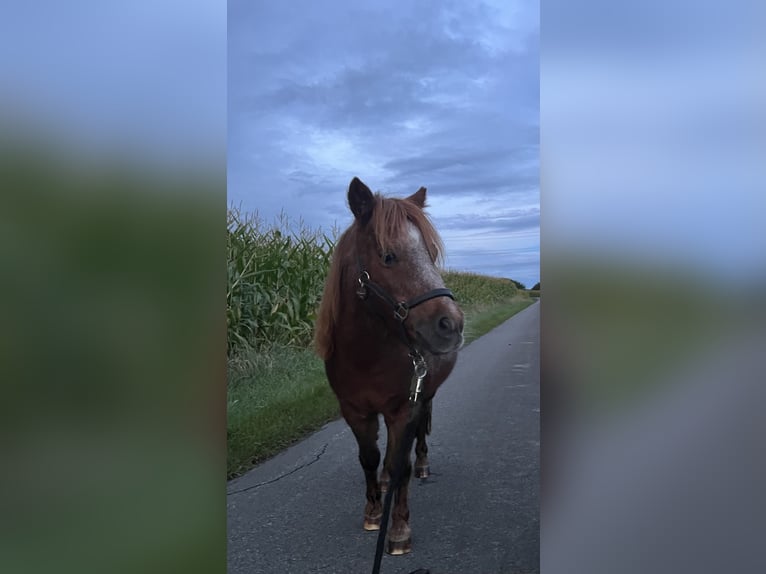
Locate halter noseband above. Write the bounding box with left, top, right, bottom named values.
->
left=356, top=269, right=454, bottom=321
left=355, top=257, right=455, bottom=348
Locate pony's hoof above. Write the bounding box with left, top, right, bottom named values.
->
left=363, top=503, right=382, bottom=530
left=362, top=512, right=383, bottom=530
left=415, top=465, right=430, bottom=479
left=386, top=536, right=412, bottom=555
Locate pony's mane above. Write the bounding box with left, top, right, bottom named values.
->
left=313, top=193, right=444, bottom=360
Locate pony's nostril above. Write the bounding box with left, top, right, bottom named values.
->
left=438, top=316, right=455, bottom=334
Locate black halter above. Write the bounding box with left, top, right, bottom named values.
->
left=355, top=257, right=455, bottom=349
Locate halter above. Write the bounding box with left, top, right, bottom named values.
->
left=355, top=256, right=455, bottom=354
left=356, top=269, right=454, bottom=320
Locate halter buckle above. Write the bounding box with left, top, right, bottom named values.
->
left=394, top=302, right=409, bottom=321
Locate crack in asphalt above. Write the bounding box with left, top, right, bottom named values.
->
left=226, top=442, right=330, bottom=496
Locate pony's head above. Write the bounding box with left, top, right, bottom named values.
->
left=343, top=176, right=464, bottom=356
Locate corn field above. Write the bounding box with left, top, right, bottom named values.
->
left=227, top=207, right=525, bottom=357
left=227, top=207, right=336, bottom=355
left=440, top=270, right=519, bottom=306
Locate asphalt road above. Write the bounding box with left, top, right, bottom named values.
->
left=227, top=301, right=540, bottom=574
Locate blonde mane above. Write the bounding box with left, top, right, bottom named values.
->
left=313, top=193, right=444, bottom=360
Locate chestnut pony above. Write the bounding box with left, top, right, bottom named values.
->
left=315, top=177, right=464, bottom=555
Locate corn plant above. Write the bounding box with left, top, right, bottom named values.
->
left=227, top=207, right=335, bottom=356
left=441, top=270, right=520, bottom=307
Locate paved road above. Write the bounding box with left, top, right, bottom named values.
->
left=227, top=302, right=540, bottom=574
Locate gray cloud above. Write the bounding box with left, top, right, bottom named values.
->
left=438, top=208, right=540, bottom=232
left=229, top=0, right=539, bottom=286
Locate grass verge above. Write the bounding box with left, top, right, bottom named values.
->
left=227, top=346, right=335, bottom=478
left=227, top=296, right=536, bottom=479
left=462, top=298, right=535, bottom=346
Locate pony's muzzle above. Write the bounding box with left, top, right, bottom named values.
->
left=437, top=315, right=461, bottom=338
left=415, top=304, right=464, bottom=354
left=436, top=312, right=464, bottom=349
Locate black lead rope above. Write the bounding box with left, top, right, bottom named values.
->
left=356, top=260, right=449, bottom=574
left=371, top=351, right=430, bottom=574
left=370, top=407, right=423, bottom=574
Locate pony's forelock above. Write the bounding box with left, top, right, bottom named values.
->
left=371, top=194, right=444, bottom=266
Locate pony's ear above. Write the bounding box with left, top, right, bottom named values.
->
left=348, top=177, right=374, bottom=222
left=407, top=186, right=427, bottom=208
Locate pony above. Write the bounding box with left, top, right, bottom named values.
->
left=315, top=177, right=464, bottom=555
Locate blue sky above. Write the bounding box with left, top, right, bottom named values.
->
left=228, top=0, right=540, bottom=287
left=0, top=2, right=226, bottom=167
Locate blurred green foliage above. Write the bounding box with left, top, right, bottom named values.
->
left=0, top=140, right=224, bottom=574
left=545, top=258, right=726, bottom=410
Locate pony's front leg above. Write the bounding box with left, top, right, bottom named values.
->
left=379, top=467, right=390, bottom=493
left=383, top=415, right=414, bottom=555
left=347, top=411, right=383, bottom=531
left=414, top=398, right=432, bottom=479
left=384, top=399, right=430, bottom=489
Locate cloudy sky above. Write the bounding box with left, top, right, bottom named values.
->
left=228, top=0, right=540, bottom=288
left=1, top=3, right=226, bottom=166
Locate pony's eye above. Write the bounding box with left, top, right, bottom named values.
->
left=382, top=252, right=397, bottom=265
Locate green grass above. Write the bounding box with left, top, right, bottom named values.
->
left=462, top=298, right=535, bottom=346
left=227, top=346, right=335, bottom=478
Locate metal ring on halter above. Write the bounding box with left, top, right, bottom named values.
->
left=356, top=271, right=370, bottom=299
left=394, top=302, right=409, bottom=321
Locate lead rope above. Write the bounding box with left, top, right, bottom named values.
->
left=371, top=352, right=429, bottom=574
left=355, top=262, right=444, bottom=574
